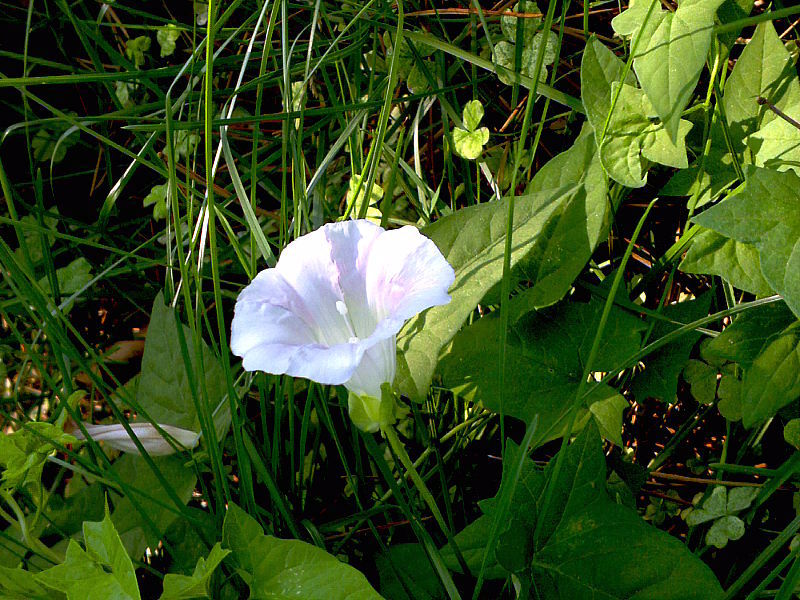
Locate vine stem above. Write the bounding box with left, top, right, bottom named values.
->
left=381, top=425, right=449, bottom=539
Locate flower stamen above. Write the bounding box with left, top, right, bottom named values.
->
left=336, top=300, right=359, bottom=343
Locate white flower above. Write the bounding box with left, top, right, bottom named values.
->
left=72, top=422, right=200, bottom=456
left=230, top=219, right=454, bottom=431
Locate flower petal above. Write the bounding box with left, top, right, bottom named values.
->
left=325, top=220, right=384, bottom=338
left=231, top=269, right=318, bottom=374
left=74, top=422, right=200, bottom=456
left=343, top=335, right=396, bottom=399
left=365, top=225, right=455, bottom=324
left=274, top=226, right=353, bottom=346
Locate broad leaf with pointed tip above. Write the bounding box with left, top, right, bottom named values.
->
left=222, top=503, right=382, bottom=599
left=611, top=0, right=725, bottom=140
left=599, top=83, right=691, bottom=188
left=680, top=228, right=772, bottom=295
left=692, top=166, right=800, bottom=318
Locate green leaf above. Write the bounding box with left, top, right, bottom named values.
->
left=395, top=191, right=567, bottom=399
left=37, top=257, right=93, bottom=297
left=406, top=60, right=433, bottom=94
left=692, top=166, right=800, bottom=318
left=717, top=367, right=743, bottom=421
left=630, top=295, right=712, bottom=402
left=740, top=321, right=800, bottom=428
left=475, top=425, right=723, bottom=596
left=749, top=111, right=800, bottom=173
left=222, top=503, right=383, bottom=599
left=680, top=228, right=773, bottom=295
left=0, top=422, right=77, bottom=494
left=438, top=290, right=645, bottom=445
left=784, top=418, right=800, bottom=449
left=396, top=125, right=609, bottom=399
left=452, top=127, right=489, bottom=160
left=492, top=32, right=557, bottom=86
left=683, top=359, right=718, bottom=405
left=500, top=1, right=541, bottom=43
left=701, top=301, right=796, bottom=367
left=580, top=36, right=637, bottom=137
left=612, top=0, right=724, bottom=140
left=110, top=454, right=197, bottom=559
left=599, top=82, right=692, bottom=188
left=0, top=565, right=53, bottom=599
left=125, top=36, right=152, bottom=69
left=534, top=501, right=723, bottom=598
left=589, top=392, right=628, bottom=447
left=174, top=130, right=199, bottom=160
left=144, top=183, right=169, bottom=221
left=157, top=25, right=180, bottom=58
left=376, top=544, right=445, bottom=600
left=686, top=486, right=728, bottom=526
left=518, top=123, right=610, bottom=307
left=160, top=543, right=230, bottom=599
left=724, top=22, right=800, bottom=156
left=462, top=99, right=485, bottom=131
left=136, top=292, right=226, bottom=432
left=36, top=507, right=141, bottom=600
left=706, top=515, right=744, bottom=548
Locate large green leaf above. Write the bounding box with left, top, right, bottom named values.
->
left=396, top=128, right=607, bottom=399
left=630, top=294, right=713, bottom=402
left=611, top=0, right=724, bottom=140
left=580, top=37, right=637, bottom=136
left=222, top=503, right=383, bottom=599
left=724, top=22, right=800, bottom=155
left=701, top=301, right=796, bottom=367
left=447, top=425, right=724, bottom=597
left=0, top=565, right=54, bottom=599
left=438, top=288, right=645, bottom=445
left=680, top=228, right=772, bottom=295
left=533, top=501, right=723, bottom=598
left=517, top=123, right=610, bottom=306
left=160, top=543, right=230, bottom=599
left=692, top=166, right=800, bottom=317
left=376, top=544, right=445, bottom=600
left=36, top=507, right=141, bottom=600
left=599, top=82, right=692, bottom=188
left=110, top=454, right=197, bottom=559
left=136, top=293, right=228, bottom=433
left=740, top=321, right=800, bottom=428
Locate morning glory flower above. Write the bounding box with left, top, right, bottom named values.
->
left=230, top=219, right=454, bottom=432
left=72, top=422, right=201, bottom=456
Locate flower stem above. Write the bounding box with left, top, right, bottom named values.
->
left=381, top=425, right=449, bottom=539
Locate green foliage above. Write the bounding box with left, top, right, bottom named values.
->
left=439, top=289, right=644, bottom=444
left=452, top=100, right=490, bottom=160
left=221, top=503, right=382, bottom=599
left=125, top=36, right=152, bottom=69
left=160, top=543, right=229, bottom=599
left=157, top=25, right=180, bottom=58
left=693, top=166, right=800, bottom=317
left=144, top=183, right=169, bottom=220
left=447, top=425, right=725, bottom=597
left=397, top=123, right=608, bottom=399
left=685, top=486, right=758, bottom=548
left=630, top=295, right=712, bottom=402
left=611, top=0, right=724, bottom=140
left=0, top=422, right=77, bottom=494
left=680, top=229, right=772, bottom=295
left=36, top=506, right=141, bottom=600
left=598, top=82, right=692, bottom=188
left=135, top=293, right=227, bottom=432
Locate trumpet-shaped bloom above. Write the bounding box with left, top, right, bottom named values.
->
left=230, top=220, right=454, bottom=420
left=72, top=422, right=200, bottom=456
